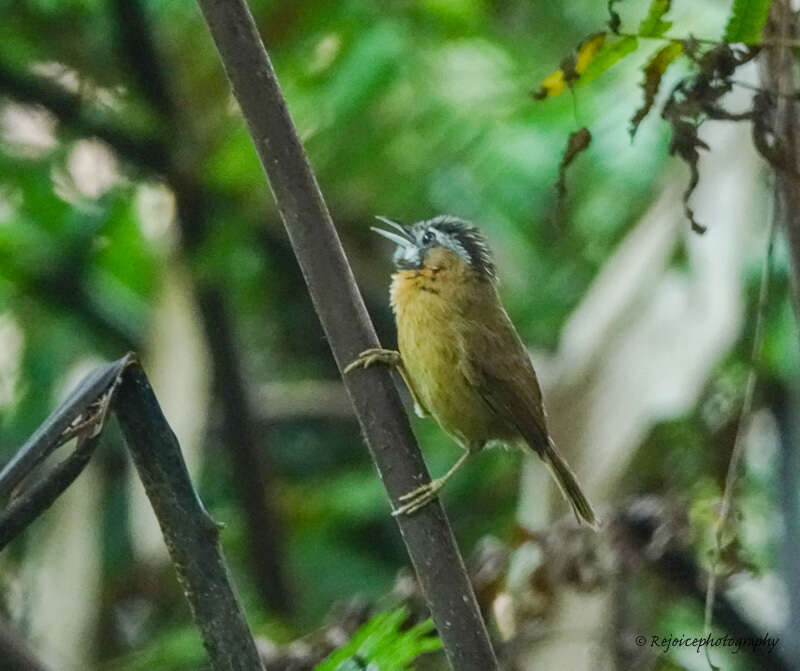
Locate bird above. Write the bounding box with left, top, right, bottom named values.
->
left=345, top=214, right=598, bottom=526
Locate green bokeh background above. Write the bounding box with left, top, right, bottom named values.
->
left=0, top=1, right=796, bottom=669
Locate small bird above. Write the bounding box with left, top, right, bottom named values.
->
left=345, top=215, right=597, bottom=526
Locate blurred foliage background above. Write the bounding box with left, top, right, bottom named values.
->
left=0, top=0, right=798, bottom=669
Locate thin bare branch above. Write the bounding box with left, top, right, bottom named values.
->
left=0, top=356, right=265, bottom=671
left=114, top=360, right=265, bottom=671
left=192, top=1, right=498, bottom=668
left=703, top=194, right=777, bottom=654
left=0, top=435, right=100, bottom=551
left=0, top=355, right=130, bottom=500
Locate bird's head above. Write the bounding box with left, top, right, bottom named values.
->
left=371, top=215, right=496, bottom=281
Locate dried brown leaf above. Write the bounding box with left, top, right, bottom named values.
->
left=630, top=41, right=683, bottom=138
left=555, top=127, right=592, bottom=201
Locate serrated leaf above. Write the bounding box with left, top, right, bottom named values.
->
left=630, top=41, right=683, bottom=137
left=532, top=33, right=606, bottom=99
left=723, top=0, right=772, bottom=44
left=638, top=0, right=673, bottom=37
left=578, top=35, right=639, bottom=86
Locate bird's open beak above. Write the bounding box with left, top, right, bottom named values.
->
left=371, top=216, right=415, bottom=249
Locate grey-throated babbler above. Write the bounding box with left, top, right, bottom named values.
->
left=345, top=215, right=597, bottom=526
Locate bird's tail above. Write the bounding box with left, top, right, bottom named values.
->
left=541, top=438, right=599, bottom=530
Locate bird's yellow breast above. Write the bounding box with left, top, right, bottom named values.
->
left=389, top=254, right=508, bottom=450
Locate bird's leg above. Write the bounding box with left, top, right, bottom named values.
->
left=391, top=451, right=471, bottom=516
left=344, top=348, right=428, bottom=418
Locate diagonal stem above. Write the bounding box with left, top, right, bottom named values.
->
left=191, top=1, right=498, bottom=668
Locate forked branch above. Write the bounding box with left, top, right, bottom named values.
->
left=0, top=356, right=264, bottom=671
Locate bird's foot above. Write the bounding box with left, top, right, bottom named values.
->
left=391, top=478, right=444, bottom=516
left=343, top=348, right=401, bottom=374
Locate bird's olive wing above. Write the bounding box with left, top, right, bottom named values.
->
left=460, top=314, right=550, bottom=454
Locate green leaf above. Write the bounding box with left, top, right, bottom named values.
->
left=723, top=0, right=772, bottom=44
left=578, top=36, right=639, bottom=87
left=638, top=0, right=672, bottom=37
left=315, top=609, right=442, bottom=671
left=630, top=41, right=683, bottom=137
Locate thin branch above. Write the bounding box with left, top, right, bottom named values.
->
left=114, top=360, right=265, bottom=671
left=703, top=196, right=777, bottom=646
left=192, top=1, right=498, bottom=669
left=731, top=78, right=800, bottom=99
left=618, top=30, right=800, bottom=49
left=0, top=355, right=129, bottom=500
left=0, top=356, right=264, bottom=670
left=617, top=31, right=719, bottom=46
left=0, top=435, right=100, bottom=551
left=763, top=1, right=800, bottom=318
left=772, top=382, right=800, bottom=660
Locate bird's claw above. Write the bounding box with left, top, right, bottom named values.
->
left=343, top=348, right=401, bottom=374
left=391, top=479, right=443, bottom=516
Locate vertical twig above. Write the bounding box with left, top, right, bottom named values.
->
left=758, top=4, right=800, bottom=663
left=192, top=1, right=498, bottom=669
left=617, top=504, right=793, bottom=671
left=764, top=0, right=800, bottom=317
left=702, top=202, right=777, bottom=663
left=114, top=361, right=264, bottom=671
left=772, top=382, right=800, bottom=660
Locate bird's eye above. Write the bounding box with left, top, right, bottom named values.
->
left=422, top=230, right=435, bottom=245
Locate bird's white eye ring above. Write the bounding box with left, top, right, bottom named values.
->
left=422, top=230, right=435, bottom=245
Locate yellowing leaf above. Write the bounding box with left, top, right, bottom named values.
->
left=575, top=33, right=607, bottom=74
left=533, top=69, right=567, bottom=100
left=630, top=41, right=683, bottom=137
left=532, top=32, right=607, bottom=100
